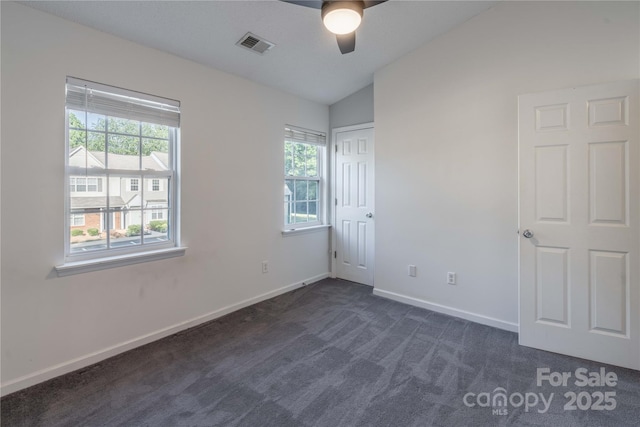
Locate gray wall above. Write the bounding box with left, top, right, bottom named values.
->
left=329, top=84, right=374, bottom=130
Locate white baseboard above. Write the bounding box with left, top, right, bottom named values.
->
left=0, top=273, right=329, bottom=397
left=372, top=288, right=518, bottom=333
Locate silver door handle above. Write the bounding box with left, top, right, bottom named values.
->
left=522, top=229, right=534, bottom=238
left=366, top=212, right=373, bottom=218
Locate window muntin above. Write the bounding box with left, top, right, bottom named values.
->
left=65, top=77, right=179, bottom=261
left=284, top=126, right=325, bottom=229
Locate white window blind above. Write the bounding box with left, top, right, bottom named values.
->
left=66, top=77, right=180, bottom=128
left=285, top=126, right=326, bottom=146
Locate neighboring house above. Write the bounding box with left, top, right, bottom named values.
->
left=68, top=146, right=169, bottom=233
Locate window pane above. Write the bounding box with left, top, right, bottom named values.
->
left=70, top=176, right=106, bottom=207
left=144, top=177, right=169, bottom=205
left=87, top=132, right=106, bottom=154
left=69, top=129, right=86, bottom=150
left=68, top=110, right=86, bottom=129
left=107, top=116, right=140, bottom=136
left=308, top=181, right=318, bottom=200
left=308, top=201, right=317, bottom=222
left=122, top=176, right=142, bottom=244
left=87, top=177, right=98, bottom=192
left=142, top=123, right=169, bottom=139
left=294, top=202, right=308, bottom=223
left=69, top=211, right=106, bottom=254
left=295, top=180, right=308, bottom=201
left=285, top=179, right=294, bottom=202
left=88, top=113, right=106, bottom=131
left=76, top=177, right=87, bottom=192
left=142, top=137, right=169, bottom=158
left=293, top=143, right=306, bottom=176
left=284, top=202, right=293, bottom=225
left=145, top=208, right=170, bottom=243
left=142, top=139, right=169, bottom=169
left=108, top=133, right=140, bottom=166
left=284, top=142, right=293, bottom=175
left=306, top=145, right=318, bottom=177
left=118, top=208, right=142, bottom=247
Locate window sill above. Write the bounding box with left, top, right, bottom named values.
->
left=55, top=247, right=187, bottom=277
left=282, top=224, right=331, bottom=237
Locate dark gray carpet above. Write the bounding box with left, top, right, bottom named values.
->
left=2, top=279, right=640, bottom=426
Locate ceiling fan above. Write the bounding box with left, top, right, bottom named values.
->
left=280, top=0, right=388, bottom=54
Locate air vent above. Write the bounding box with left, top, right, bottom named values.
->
left=236, top=32, right=275, bottom=55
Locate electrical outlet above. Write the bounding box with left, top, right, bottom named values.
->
left=408, top=265, right=417, bottom=277
left=262, top=261, right=268, bottom=274
left=447, top=272, right=456, bottom=285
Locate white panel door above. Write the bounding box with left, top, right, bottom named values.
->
left=519, top=80, right=639, bottom=369
left=334, top=126, right=375, bottom=286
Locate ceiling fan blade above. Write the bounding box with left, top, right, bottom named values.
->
left=279, top=0, right=323, bottom=9
left=336, top=32, right=356, bottom=54
left=363, top=0, right=388, bottom=9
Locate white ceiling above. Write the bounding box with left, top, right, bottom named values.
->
left=23, top=0, right=497, bottom=105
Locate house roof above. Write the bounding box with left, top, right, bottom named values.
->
left=71, top=196, right=125, bottom=209
left=69, top=147, right=168, bottom=171
left=88, top=151, right=168, bottom=171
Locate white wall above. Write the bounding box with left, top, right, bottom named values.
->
left=374, top=1, right=639, bottom=330
left=329, top=84, right=374, bottom=130
left=0, top=3, right=329, bottom=395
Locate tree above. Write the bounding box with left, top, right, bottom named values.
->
left=68, top=112, right=170, bottom=156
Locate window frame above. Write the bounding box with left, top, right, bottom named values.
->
left=61, top=77, right=182, bottom=270
left=283, top=126, right=326, bottom=230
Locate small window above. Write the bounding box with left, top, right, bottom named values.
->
left=284, top=126, right=325, bottom=229
left=149, top=204, right=165, bottom=220
left=76, top=177, right=87, bottom=192
left=65, top=77, right=180, bottom=262
left=70, top=214, right=85, bottom=226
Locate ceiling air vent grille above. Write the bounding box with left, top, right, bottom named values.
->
left=236, top=32, right=275, bottom=55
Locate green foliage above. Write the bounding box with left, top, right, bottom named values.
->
left=71, top=229, right=85, bottom=237
left=126, top=224, right=142, bottom=237
left=68, top=112, right=170, bottom=156
left=149, top=220, right=168, bottom=233
left=87, top=228, right=99, bottom=236
left=285, top=141, right=318, bottom=177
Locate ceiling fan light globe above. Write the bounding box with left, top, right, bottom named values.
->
left=322, top=5, right=362, bottom=35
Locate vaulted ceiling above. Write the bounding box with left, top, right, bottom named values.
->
left=23, top=0, right=497, bottom=105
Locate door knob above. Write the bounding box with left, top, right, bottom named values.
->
left=522, top=229, right=534, bottom=238
left=366, top=212, right=373, bottom=218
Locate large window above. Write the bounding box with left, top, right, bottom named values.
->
left=284, top=126, right=325, bottom=228
left=65, top=77, right=180, bottom=261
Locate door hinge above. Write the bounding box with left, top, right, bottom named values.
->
left=334, top=251, right=337, bottom=259
left=335, top=198, right=338, bottom=206
left=335, top=144, right=338, bottom=153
